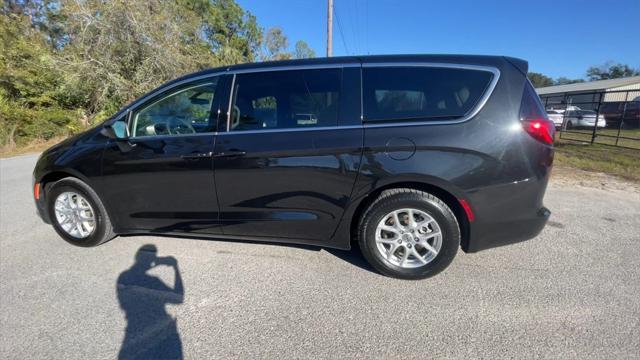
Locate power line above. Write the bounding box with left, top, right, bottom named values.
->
left=333, top=3, right=350, bottom=55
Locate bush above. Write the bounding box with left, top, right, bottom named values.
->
left=0, top=96, right=80, bottom=148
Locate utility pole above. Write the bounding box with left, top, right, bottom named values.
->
left=327, top=0, right=333, bottom=57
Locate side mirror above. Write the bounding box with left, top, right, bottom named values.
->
left=101, top=120, right=129, bottom=140
left=101, top=119, right=136, bottom=152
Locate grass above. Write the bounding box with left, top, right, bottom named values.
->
left=0, top=137, right=66, bottom=158
left=554, top=139, right=640, bottom=183
left=558, top=128, right=640, bottom=149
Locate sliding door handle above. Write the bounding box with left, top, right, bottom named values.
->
left=213, top=150, right=246, bottom=158
left=181, top=152, right=213, bottom=160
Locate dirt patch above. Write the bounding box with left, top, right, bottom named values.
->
left=551, top=165, right=640, bottom=193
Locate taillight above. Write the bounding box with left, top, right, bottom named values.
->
left=522, top=119, right=555, bottom=145
left=520, top=81, right=555, bottom=145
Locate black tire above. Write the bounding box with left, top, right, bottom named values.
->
left=46, top=177, right=116, bottom=247
left=358, top=188, right=460, bottom=280
left=566, top=121, right=574, bottom=130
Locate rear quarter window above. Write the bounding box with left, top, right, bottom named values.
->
left=362, top=66, right=495, bottom=122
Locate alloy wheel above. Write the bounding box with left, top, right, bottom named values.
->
left=374, top=208, right=442, bottom=268
left=54, top=192, right=96, bottom=239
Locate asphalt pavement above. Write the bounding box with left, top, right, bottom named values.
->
left=1, top=153, right=639, bottom=359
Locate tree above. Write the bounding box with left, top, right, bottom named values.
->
left=181, top=0, right=262, bottom=64
left=294, top=40, right=315, bottom=59
left=0, top=8, right=76, bottom=148
left=57, top=0, right=228, bottom=120
left=2, top=0, right=66, bottom=49
left=0, top=0, right=315, bottom=150
left=586, top=63, right=640, bottom=81
left=263, top=27, right=291, bottom=60
left=527, top=72, right=554, bottom=88
left=555, top=77, right=585, bottom=85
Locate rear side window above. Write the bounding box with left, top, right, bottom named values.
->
left=230, top=69, right=341, bottom=131
left=362, top=67, right=494, bottom=122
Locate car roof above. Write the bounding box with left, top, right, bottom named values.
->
left=169, top=54, right=525, bottom=85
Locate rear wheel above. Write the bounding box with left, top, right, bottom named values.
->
left=46, top=177, right=115, bottom=247
left=358, top=188, right=460, bottom=280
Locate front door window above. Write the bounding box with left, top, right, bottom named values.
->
left=131, top=81, right=218, bottom=137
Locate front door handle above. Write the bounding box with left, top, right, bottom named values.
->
left=181, top=152, right=213, bottom=160
left=213, top=150, right=247, bottom=158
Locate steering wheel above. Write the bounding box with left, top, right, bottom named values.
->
left=167, top=118, right=196, bottom=135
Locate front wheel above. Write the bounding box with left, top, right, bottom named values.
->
left=358, top=189, right=460, bottom=280
left=46, top=177, right=115, bottom=247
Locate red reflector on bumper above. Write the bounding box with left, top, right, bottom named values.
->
left=458, top=199, right=475, bottom=222
left=34, top=183, right=41, bottom=200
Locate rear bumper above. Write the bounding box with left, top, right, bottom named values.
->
left=465, top=206, right=550, bottom=252
left=463, top=154, right=552, bottom=254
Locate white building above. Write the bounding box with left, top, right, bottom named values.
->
left=537, top=76, right=640, bottom=102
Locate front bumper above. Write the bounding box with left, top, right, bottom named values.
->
left=33, top=181, right=51, bottom=224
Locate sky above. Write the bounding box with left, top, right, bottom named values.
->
left=237, top=0, right=640, bottom=80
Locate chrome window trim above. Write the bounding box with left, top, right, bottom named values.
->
left=128, top=132, right=219, bottom=141
left=230, top=63, right=359, bottom=75
left=360, top=62, right=501, bottom=128
left=226, top=74, right=236, bottom=132
left=216, top=125, right=363, bottom=136
left=120, top=61, right=500, bottom=137
left=359, top=66, right=364, bottom=121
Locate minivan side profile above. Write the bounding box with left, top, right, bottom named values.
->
left=33, top=55, right=555, bottom=279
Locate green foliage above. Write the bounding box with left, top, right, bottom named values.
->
left=294, top=40, right=315, bottom=59
left=554, top=77, right=585, bottom=85
left=529, top=62, right=639, bottom=88
left=1, top=0, right=309, bottom=151
left=57, top=0, right=223, bottom=115
left=264, top=27, right=291, bottom=60
left=587, top=63, right=640, bottom=81
left=527, top=73, right=586, bottom=88
left=0, top=92, right=78, bottom=146
left=179, top=0, right=262, bottom=64
left=527, top=72, right=554, bottom=88
left=0, top=9, right=73, bottom=147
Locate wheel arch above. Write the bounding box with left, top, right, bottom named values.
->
left=38, top=170, right=117, bottom=232
left=348, top=181, right=471, bottom=252
left=39, top=169, right=92, bottom=192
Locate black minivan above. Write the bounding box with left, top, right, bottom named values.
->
left=33, top=55, right=554, bottom=279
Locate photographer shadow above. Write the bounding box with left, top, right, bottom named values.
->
left=117, top=244, right=184, bottom=360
